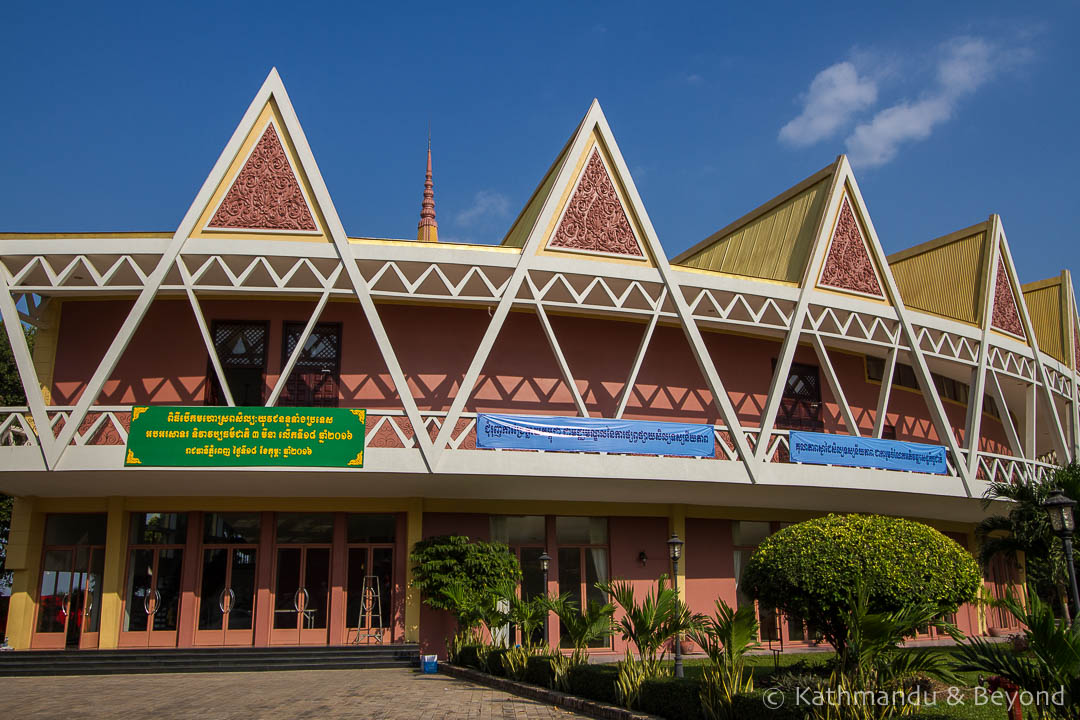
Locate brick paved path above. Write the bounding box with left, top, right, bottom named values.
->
left=2, top=668, right=593, bottom=719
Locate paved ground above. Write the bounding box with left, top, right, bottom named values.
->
left=1, top=668, right=593, bottom=719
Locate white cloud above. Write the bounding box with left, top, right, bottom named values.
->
left=779, top=62, right=878, bottom=147
left=845, top=38, right=996, bottom=168
left=456, top=190, right=510, bottom=227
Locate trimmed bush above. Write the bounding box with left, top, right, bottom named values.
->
left=730, top=690, right=804, bottom=720
left=486, top=647, right=509, bottom=676
left=567, top=662, right=619, bottom=705
left=742, top=514, right=980, bottom=651
left=456, top=645, right=483, bottom=670
left=524, top=654, right=556, bottom=688
left=639, top=677, right=702, bottom=720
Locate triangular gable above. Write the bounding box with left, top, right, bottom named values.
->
left=990, top=251, right=1026, bottom=340
left=533, top=129, right=654, bottom=265
left=190, top=98, right=326, bottom=241
left=673, top=163, right=834, bottom=284
left=816, top=194, right=885, bottom=299
left=887, top=223, right=990, bottom=327
left=544, top=146, right=646, bottom=259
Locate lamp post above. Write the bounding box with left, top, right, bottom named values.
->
left=539, top=551, right=552, bottom=642
left=1043, top=489, right=1080, bottom=618
left=667, top=533, right=685, bottom=679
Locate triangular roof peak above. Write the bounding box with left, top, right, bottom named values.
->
left=501, top=99, right=657, bottom=266
left=672, top=158, right=840, bottom=284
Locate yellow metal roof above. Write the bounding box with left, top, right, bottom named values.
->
left=886, top=222, right=991, bottom=326
left=671, top=161, right=836, bottom=284
left=500, top=130, right=576, bottom=250
left=1022, top=273, right=1071, bottom=366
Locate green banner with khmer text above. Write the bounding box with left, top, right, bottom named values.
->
left=124, top=406, right=366, bottom=467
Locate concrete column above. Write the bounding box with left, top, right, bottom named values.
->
left=4, top=496, right=44, bottom=649
left=545, top=514, right=559, bottom=649
left=404, top=498, right=423, bottom=643
left=97, top=497, right=126, bottom=649
left=1024, top=383, right=1038, bottom=459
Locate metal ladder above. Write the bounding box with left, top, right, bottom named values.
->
left=351, top=575, right=383, bottom=645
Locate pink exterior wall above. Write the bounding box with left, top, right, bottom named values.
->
left=607, top=516, right=670, bottom=655
left=50, top=298, right=1011, bottom=456
left=686, top=518, right=737, bottom=616
left=418, top=513, right=491, bottom=654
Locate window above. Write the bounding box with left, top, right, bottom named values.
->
left=206, top=321, right=268, bottom=406
left=491, top=516, right=547, bottom=646
left=280, top=322, right=342, bottom=407
left=347, top=514, right=396, bottom=635
left=556, top=517, right=609, bottom=649
left=775, top=362, right=823, bottom=431
left=866, top=357, right=1004, bottom=421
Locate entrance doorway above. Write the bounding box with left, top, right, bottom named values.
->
left=194, top=513, right=261, bottom=646
left=271, top=514, right=333, bottom=645
left=31, top=514, right=107, bottom=650
left=119, top=513, right=188, bottom=648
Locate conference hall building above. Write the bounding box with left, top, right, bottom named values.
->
left=1, top=70, right=1075, bottom=656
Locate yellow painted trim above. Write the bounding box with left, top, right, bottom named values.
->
left=673, top=265, right=801, bottom=287
left=117, top=497, right=414, bottom=513
left=404, top=498, right=423, bottom=643
left=97, top=497, right=126, bottom=649
left=6, top=497, right=43, bottom=649
left=34, top=498, right=110, bottom=514
left=348, top=237, right=521, bottom=253
left=189, top=100, right=330, bottom=244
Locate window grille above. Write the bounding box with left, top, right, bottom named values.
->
left=279, top=322, right=342, bottom=407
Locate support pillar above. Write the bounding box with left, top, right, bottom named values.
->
left=404, top=498, right=423, bottom=643
left=4, top=496, right=44, bottom=649
left=545, top=514, right=559, bottom=650
left=329, top=512, right=348, bottom=645
left=97, top=497, right=126, bottom=649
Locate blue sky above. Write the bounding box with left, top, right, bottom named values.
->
left=2, top=1, right=1078, bottom=286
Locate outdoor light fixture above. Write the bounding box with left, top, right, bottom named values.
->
left=538, top=551, right=552, bottom=641
left=667, top=533, right=685, bottom=678
left=638, top=550, right=648, bottom=567
left=1043, top=489, right=1080, bottom=617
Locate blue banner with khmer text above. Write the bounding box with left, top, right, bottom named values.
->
left=476, top=414, right=715, bottom=458
left=788, top=430, right=948, bottom=475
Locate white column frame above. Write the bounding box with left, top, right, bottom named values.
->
left=178, top=260, right=236, bottom=407
left=534, top=300, right=589, bottom=417
left=0, top=265, right=55, bottom=466
left=754, top=160, right=845, bottom=461
left=615, top=289, right=666, bottom=419
left=964, top=215, right=1001, bottom=479
left=872, top=347, right=898, bottom=438
left=266, top=278, right=337, bottom=407
left=811, top=334, right=861, bottom=437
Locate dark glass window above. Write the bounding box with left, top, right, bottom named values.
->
left=346, top=514, right=396, bottom=544
left=44, top=513, right=107, bottom=546
left=203, top=512, right=261, bottom=544
left=275, top=513, right=334, bottom=544
left=775, top=362, right=823, bottom=431
left=206, top=321, right=268, bottom=406
left=129, top=513, right=188, bottom=545
left=279, top=322, right=342, bottom=407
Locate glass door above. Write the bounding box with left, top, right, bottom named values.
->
left=194, top=513, right=260, bottom=646
left=119, top=513, right=187, bottom=648
left=31, top=514, right=107, bottom=650
left=270, top=513, right=334, bottom=645
left=272, top=546, right=331, bottom=644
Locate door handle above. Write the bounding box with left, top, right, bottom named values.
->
left=143, top=591, right=152, bottom=616
left=61, top=592, right=71, bottom=617
left=293, top=588, right=303, bottom=612
left=148, top=589, right=161, bottom=616
left=219, top=589, right=229, bottom=614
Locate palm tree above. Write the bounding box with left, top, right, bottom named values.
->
left=543, top=594, right=616, bottom=691
left=977, top=464, right=1080, bottom=616
left=955, top=591, right=1080, bottom=720
left=688, top=600, right=760, bottom=720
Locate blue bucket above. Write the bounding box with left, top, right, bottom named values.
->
left=422, top=654, right=438, bottom=673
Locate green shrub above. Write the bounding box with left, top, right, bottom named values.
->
left=409, top=535, right=521, bottom=629
left=486, top=647, right=509, bottom=676
left=524, top=654, right=556, bottom=688
left=742, top=514, right=979, bottom=652
left=639, top=677, right=702, bottom=720
left=567, top=662, right=619, bottom=705
left=730, top=691, right=804, bottom=720
left=456, top=644, right=483, bottom=670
